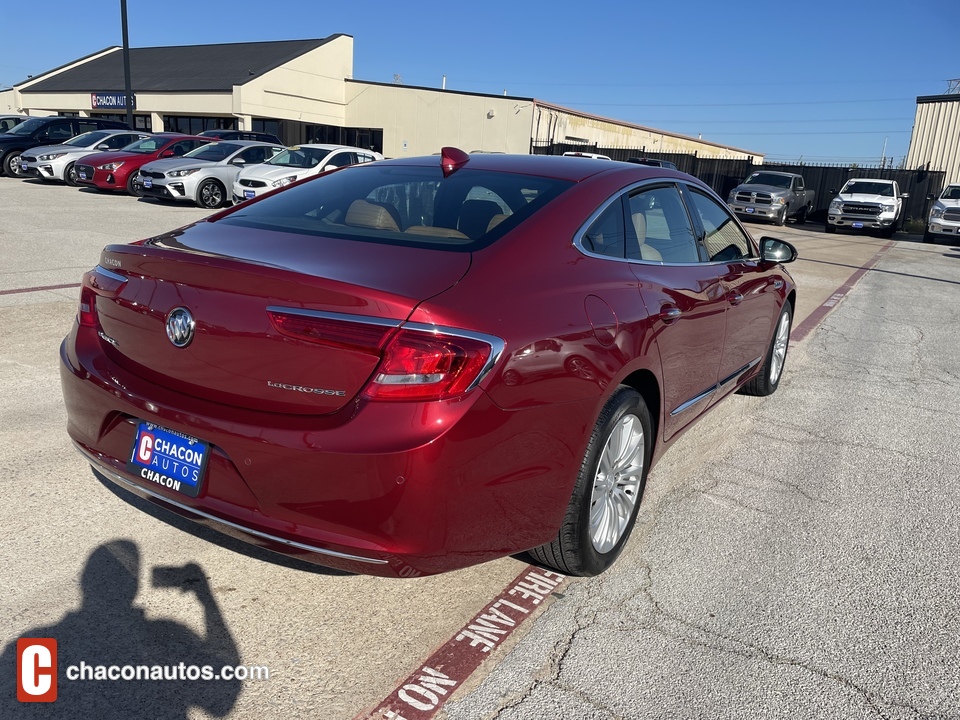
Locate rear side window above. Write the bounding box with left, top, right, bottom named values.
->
left=582, top=202, right=626, bottom=259
left=218, top=165, right=573, bottom=250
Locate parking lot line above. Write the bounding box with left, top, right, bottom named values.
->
left=791, top=240, right=893, bottom=343
left=0, top=282, right=81, bottom=296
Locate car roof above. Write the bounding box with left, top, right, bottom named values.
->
left=376, top=152, right=683, bottom=183
left=206, top=140, right=282, bottom=147
left=286, top=144, right=371, bottom=152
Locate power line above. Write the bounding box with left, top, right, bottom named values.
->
left=643, top=117, right=914, bottom=125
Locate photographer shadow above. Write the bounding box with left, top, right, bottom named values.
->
left=1, top=540, right=241, bottom=719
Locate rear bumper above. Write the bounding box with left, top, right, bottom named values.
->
left=60, top=324, right=585, bottom=576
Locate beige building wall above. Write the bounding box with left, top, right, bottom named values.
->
left=905, top=96, right=960, bottom=183
left=345, top=82, right=534, bottom=157
left=532, top=103, right=759, bottom=161
left=238, top=35, right=353, bottom=127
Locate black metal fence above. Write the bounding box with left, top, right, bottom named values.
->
left=531, top=141, right=945, bottom=225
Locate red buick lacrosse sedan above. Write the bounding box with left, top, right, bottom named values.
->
left=60, top=148, right=797, bottom=577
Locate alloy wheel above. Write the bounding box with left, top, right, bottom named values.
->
left=589, top=415, right=645, bottom=553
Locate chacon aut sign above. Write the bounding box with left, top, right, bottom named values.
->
left=90, top=92, right=136, bottom=110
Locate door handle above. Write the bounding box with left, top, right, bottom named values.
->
left=660, top=306, right=682, bottom=322
left=728, top=293, right=744, bottom=306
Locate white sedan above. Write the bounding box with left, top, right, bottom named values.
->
left=137, top=141, right=283, bottom=208
left=232, top=144, right=382, bottom=204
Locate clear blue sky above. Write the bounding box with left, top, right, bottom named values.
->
left=2, top=0, right=957, bottom=165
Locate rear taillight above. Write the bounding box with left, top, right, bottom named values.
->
left=268, top=309, right=393, bottom=355
left=78, top=286, right=97, bottom=328
left=363, top=327, right=501, bottom=401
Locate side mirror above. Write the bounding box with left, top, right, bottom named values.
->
left=927, top=193, right=936, bottom=201
left=322, top=164, right=338, bottom=172
left=159, top=149, right=175, bottom=158
left=759, top=236, right=798, bottom=264
left=900, top=192, right=910, bottom=198
left=96, top=144, right=111, bottom=150
left=828, top=188, right=837, bottom=195
left=231, top=158, right=246, bottom=166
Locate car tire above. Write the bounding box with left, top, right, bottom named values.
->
left=64, top=162, right=79, bottom=187
left=197, top=179, right=226, bottom=209
left=825, top=223, right=836, bottom=234
left=922, top=231, right=934, bottom=243
left=740, top=303, right=792, bottom=397
left=126, top=172, right=144, bottom=197
left=795, top=206, right=808, bottom=225
left=775, top=206, right=787, bottom=226
left=2, top=150, right=24, bottom=178
left=529, top=386, right=652, bottom=577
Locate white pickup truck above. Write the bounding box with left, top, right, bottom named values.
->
left=825, top=178, right=907, bottom=238
left=924, top=183, right=960, bottom=243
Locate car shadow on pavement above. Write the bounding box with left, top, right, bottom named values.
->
left=0, top=539, right=242, bottom=719
left=92, top=469, right=352, bottom=576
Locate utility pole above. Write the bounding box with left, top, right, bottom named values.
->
left=120, top=0, right=133, bottom=128
left=880, top=136, right=887, bottom=169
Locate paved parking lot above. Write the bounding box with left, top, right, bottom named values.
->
left=2, top=177, right=959, bottom=718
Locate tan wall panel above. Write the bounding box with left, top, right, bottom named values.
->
left=238, top=36, right=352, bottom=125
left=906, top=100, right=960, bottom=183
left=346, top=83, right=533, bottom=157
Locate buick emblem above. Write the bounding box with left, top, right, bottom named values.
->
left=165, top=307, right=195, bottom=348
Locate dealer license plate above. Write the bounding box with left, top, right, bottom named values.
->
left=21, top=161, right=28, bottom=171
left=126, top=421, right=209, bottom=498
left=244, top=190, right=255, bottom=200
left=143, top=177, right=153, bottom=189
left=746, top=207, right=755, bottom=213
left=79, top=170, right=87, bottom=180
left=852, top=222, right=863, bottom=229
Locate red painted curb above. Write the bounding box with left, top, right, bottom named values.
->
left=791, top=241, right=893, bottom=343
left=0, top=282, right=80, bottom=297
left=356, top=567, right=565, bottom=720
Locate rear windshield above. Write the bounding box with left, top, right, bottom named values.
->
left=218, top=164, right=573, bottom=250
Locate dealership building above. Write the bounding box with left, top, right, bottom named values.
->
left=0, top=34, right=759, bottom=161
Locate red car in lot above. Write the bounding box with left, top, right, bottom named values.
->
left=60, top=149, right=798, bottom=577
left=74, top=134, right=210, bottom=196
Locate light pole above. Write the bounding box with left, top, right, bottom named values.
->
left=120, top=0, right=133, bottom=128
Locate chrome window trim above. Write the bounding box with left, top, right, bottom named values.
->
left=266, top=306, right=403, bottom=329
left=75, top=442, right=388, bottom=565
left=574, top=178, right=723, bottom=267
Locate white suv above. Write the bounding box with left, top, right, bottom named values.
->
left=232, top=144, right=382, bottom=204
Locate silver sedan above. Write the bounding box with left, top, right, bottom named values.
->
left=20, top=130, right=148, bottom=185
left=137, top=141, right=283, bottom=208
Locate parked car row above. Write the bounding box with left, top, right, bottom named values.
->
left=1, top=115, right=383, bottom=209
